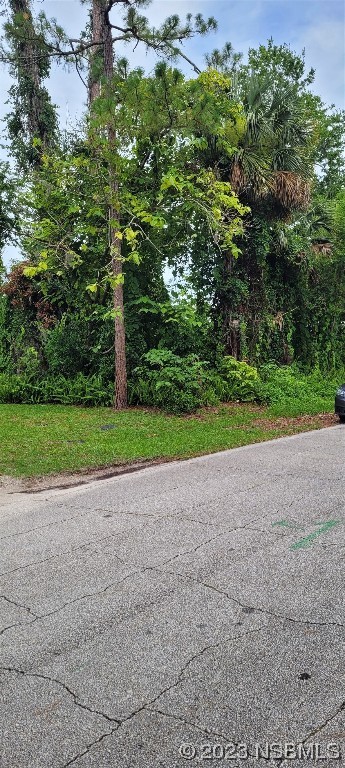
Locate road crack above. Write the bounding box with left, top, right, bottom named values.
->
left=0, top=507, right=102, bottom=543
left=148, top=566, right=345, bottom=630
left=0, top=525, right=139, bottom=579
left=147, top=706, right=233, bottom=741
left=64, top=624, right=267, bottom=766
left=0, top=666, right=121, bottom=724
left=1, top=627, right=267, bottom=767
left=0, top=595, right=38, bottom=637
left=277, top=700, right=345, bottom=767
left=302, top=699, right=345, bottom=739
left=0, top=594, right=38, bottom=618
left=62, top=727, right=119, bottom=767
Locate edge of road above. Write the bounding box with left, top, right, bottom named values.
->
left=0, top=423, right=343, bottom=501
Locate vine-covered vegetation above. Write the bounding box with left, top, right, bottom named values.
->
left=0, top=3, right=344, bottom=413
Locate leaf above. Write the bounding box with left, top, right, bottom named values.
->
left=23, top=266, right=39, bottom=278
left=128, top=251, right=140, bottom=265
left=161, top=174, right=181, bottom=192
left=155, top=380, right=172, bottom=390
left=102, top=308, right=123, bottom=320
left=124, top=227, right=138, bottom=244
left=108, top=273, right=125, bottom=288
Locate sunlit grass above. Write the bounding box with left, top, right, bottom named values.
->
left=0, top=398, right=336, bottom=478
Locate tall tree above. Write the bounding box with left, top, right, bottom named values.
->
left=88, top=0, right=106, bottom=105
left=3, top=0, right=57, bottom=169
left=49, top=0, right=217, bottom=408
left=87, top=1, right=128, bottom=406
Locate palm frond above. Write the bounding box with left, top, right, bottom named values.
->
left=270, top=171, right=310, bottom=210
left=229, top=158, right=247, bottom=193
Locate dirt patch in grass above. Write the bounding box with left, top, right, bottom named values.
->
left=252, top=412, right=339, bottom=430
left=182, top=403, right=265, bottom=420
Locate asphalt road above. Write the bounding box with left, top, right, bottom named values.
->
left=1, top=427, right=345, bottom=768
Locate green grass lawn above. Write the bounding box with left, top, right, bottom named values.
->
left=0, top=398, right=336, bottom=478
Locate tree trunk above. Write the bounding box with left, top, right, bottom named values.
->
left=102, top=2, right=128, bottom=408
left=88, top=0, right=105, bottom=105
left=217, top=250, right=241, bottom=359
left=89, top=1, right=128, bottom=408
left=112, top=225, right=128, bottom=409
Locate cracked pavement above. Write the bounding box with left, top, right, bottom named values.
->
left=0, top=426, right=344, bottom=767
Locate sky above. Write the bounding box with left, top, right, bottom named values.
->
left=1, top=0, right=344, bottom=265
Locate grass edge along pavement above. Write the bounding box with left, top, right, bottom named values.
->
left=0, top=399, right=339, bottom=478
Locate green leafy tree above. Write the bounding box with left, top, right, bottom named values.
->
left=184, top=64, right=313, bottom=358
left=10, top=0, right=219, bottom=408
left=17, top=63, right=246, bottom=380
left=185, top=40, right=345, bottom=368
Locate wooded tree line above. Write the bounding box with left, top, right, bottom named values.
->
left=0, top=0, right=345, bottom=411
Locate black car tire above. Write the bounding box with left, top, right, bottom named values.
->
left=339, top=415, right=345, bottom=423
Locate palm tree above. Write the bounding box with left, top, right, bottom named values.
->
left=215, top=77, right=314, bottom=359
left=229, top=77, right=312, bottom=216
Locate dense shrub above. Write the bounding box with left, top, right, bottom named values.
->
left=218, top=357, right=260, bottom=402
left=257, top=363, right=336, bottom=402
left=129, top=353, right=342, bottom=414
left=0, top=373, right=113, bottom=406
left=129, top=349, right=219, bottom=413
left=255, top=363, right=344, bottom=415
left=43, top=312, right=115, bottom=380
left=0, top=350, right=342, bottom=414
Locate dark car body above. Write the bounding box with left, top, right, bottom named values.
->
left=335, top=384, right=345, bottom=421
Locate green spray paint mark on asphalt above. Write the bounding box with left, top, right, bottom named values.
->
left=273, top=520, right=305, bottom=530
left=290, top=521, right=340, bottom=550
left=272, top=518, right=341, bottom=549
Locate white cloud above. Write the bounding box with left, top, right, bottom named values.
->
left=300, top=19, right=345, bottom=107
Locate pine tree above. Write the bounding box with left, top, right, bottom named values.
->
left=58, top=0, right=217, bottom=408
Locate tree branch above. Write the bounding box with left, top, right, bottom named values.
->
left=0, top=37, right=126, bottom=64
left=69, top=40, right=88, bottom=90
left=1, top=13, right=202, bottom=74
left=165, top=44, right=201, bottom=74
